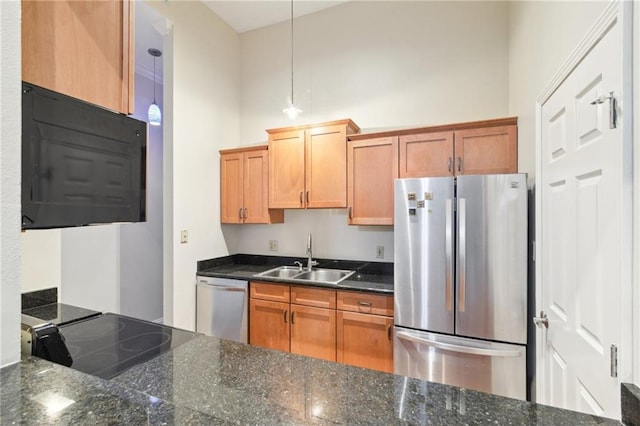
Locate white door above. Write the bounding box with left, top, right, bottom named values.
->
left=538, top=8, right=628, bottom=420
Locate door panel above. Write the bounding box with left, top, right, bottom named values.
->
left=455, top=174, right=527, bottom=344
left=394, top=177, right=454, bottom=334
left=540, top=15, right=624, bottom=419
left=290, top=305, right=336, bottom=362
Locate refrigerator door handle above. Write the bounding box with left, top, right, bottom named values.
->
left=458, top=197, right=466, bottom=312
left=445, top=199, right=453, bottom=312
left=396, top=331, right=522, bottom=358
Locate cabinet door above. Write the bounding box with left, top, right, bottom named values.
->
left=306, top=125, right=348, bottom=208
left=454, top=125, right=517, bottom=175
left=22, top=0, right=134, bottom=114
left=249, top=299, right=290, bottom=352
left=220, top=152, right=244, bottom=224
left=269, top=130, right=305, bottom=208
left=399, top=131, right=454, bottom=178
left=347, top=137, right=398, bottom=225
left=290, top=305, right=336, bottom=362
left=243, top=149, right=272, bottom=223
left=336, top=311, right=393, bottom=373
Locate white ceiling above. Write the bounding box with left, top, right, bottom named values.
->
left=202, top=0, right=351, bottom=34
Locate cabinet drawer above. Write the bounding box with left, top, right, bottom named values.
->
left=291, top=286, right=336, bottom=309
left=250, top=282, right=290, bottom=302
left=337, top=291, right=393, bottom=316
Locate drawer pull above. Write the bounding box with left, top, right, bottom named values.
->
left=358, top=301, right=372, bottom=307
left=387, top=324, right=392, bottom=341
left=284, top=309, right=288, bottom=323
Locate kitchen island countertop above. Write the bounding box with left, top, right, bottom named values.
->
left=1, top=335, right=620, bottom=425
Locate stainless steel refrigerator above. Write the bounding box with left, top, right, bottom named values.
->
left=393, top=174, right=528, bottom=400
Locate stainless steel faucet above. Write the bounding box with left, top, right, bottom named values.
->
left=306, top=233, right=319, bottom=271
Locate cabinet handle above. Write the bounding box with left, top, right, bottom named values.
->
left=358, top=301, right=372, bottom=307
left=457, top=157, right=462, bottom=172
left=299, top=191, right=303, bottom=205
left=448, top=157, right=452, bottom=172
left=291, top=311, right=295, bottom=325
left=348, top=206, right=353, bottom=219
left=238, top=208, right=243, bottom=219
left=387, top=324, right=392, bottom=341
left=284, top=309, right=288, bottom=323
left=243, top=208, right=248, bottom=219
left=306, top=191, right=309, bottom=204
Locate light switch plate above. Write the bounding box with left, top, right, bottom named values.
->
left=376, top=246, right=384, bottom=259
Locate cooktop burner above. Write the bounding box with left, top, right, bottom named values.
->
left=59, top=313, right=198, bottom=380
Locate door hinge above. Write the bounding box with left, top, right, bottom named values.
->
left=610, top=344, right=618, bottom=378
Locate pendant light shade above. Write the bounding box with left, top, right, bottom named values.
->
left=283, top=0, right=302, bottom=119
left=148, top=48, right=162, bottom=126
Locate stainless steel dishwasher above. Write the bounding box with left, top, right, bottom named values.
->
left=196, top=276, right=248, bottom=343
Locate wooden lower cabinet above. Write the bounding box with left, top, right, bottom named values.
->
left=336, top=311, right=393, bottom=373
left=249, top=299, right=289, bottom=352
left=249, top=282, right=393, bottom=371
left=290, top=304, right=336, bottom=362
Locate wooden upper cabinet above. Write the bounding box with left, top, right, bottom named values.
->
left=454, top=125, right=517, bottom=175
left=267, top=119, right=359, bottom=209
left=347, top=137, right=398, bottom=225
left=220, top=146, right=283, bottom=224
left=268, top=130, right=306, bottom=208
left=306, top=125, right=348, bottom=208
left=399, top=131, right=454, bottom=178
left=22, top=0, right=134, bottom=114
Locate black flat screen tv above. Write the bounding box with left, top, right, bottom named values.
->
left=22, top=82, right=147, bottom=229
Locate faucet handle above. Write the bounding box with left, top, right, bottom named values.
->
left=293, top=261, right=303, bottom=271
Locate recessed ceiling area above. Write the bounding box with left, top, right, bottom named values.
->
left=202, top=0, right=351, bottom=33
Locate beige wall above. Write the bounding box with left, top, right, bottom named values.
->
left=21, top=230, right=61, bottom=293
left=148, top=0, right=240, bottom=330
left=1, top=0, right=22, bottom=367
left=233, top=1, right=510, bottom=260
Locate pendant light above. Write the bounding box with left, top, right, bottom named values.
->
left=282, top=0, right=302, bottom=119
left=148, top=48, right=162, bottom=126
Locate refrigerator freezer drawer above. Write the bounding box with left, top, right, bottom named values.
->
left=394, top=328, right=526, bottom=400
left=196, top=276, right=248, bottom=343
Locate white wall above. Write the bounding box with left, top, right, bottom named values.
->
left=0, top=0, right=22, bottom=367
left=118, top=72, right=164, bottom=322
left=20, top=230, right=61, bottom=292
left=147, top=1, right=240, bottom=331
left=240, top=1, right=510, bottom=144
left=507, top=0, right=609, bottom=177
left=61, top=226, right=120, bottom=313
left=232, top=1, right=510, bottom=261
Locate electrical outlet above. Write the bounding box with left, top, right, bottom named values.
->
left=180, top=229, right=188, bottom=244
left=376, top=246, right=384, bottom=259
left=268, top=240, right=278, bottom=252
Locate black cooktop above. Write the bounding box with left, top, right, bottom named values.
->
left=59, top=313, right=198, bottom=380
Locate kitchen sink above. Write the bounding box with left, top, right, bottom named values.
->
left=255, top=266, right=355, bottom=284
left=294, top=269, right=354, bottom=283
left=256, top=266, right=302, bottom=279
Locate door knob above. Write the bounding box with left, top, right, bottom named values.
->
left=533, top=311, right=549, bottom=329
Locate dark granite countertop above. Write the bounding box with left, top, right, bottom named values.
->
left=22, top=303, right=101, bottom=326
left=1, top=335, right=620, bottom=425
left=197, top=254, right=394, bottom=294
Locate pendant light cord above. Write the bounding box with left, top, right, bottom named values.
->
left=153, top=55, right=157, bottom=104
left=290, top=0, right=294, bottom=105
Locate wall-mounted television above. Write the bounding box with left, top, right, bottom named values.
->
left=22, top=82, right=147, bottom=229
